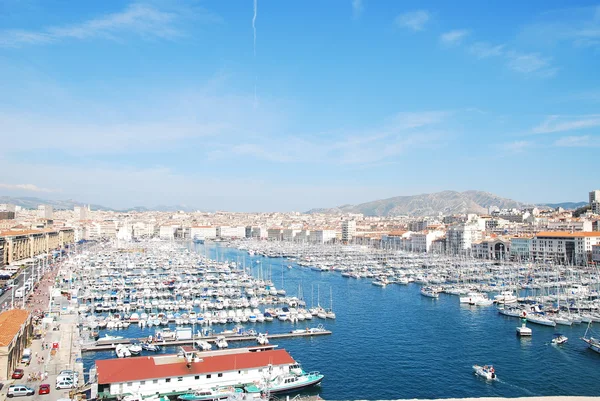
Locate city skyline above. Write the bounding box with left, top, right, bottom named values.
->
left=0, top=1, right=598, bottom=211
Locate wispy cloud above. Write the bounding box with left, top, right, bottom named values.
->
left=501, top=140, right=533, bottom=153
left=467, top=41, right=556, bottom=77
left=532, top=115, right=600, bottom=134
left=0, top=3, right=218, bottom=47
left=212, top=110, right=450, bottom=165
left=519, top=5, right=600, bottom=50
left=0, top=183, right=56, bottom=192
left=469, top=42, right=505, bottom=58
left=395, top=10, right=430, bottom=32
left=553, top=135, right=596, bottom=147
left=440, top=29, right=469, bottom=46
left=352, top=0, right=363, bottom=19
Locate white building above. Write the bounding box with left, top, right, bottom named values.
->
left=446, top=223, right=483, bottom=254
left=310, top=229, right=337, bottom=244
left=133, top=222, right=155, bottom=238
left=190, top=226, right=217, bottom=239
left=159, top=225, right=178, bottom=240
left=546, top=219, right=592, bottom=232
left=531, top=231, right=600, bottom=265
left=590, top=190, right=600, bottom=214
left=74, top=205, right=89, bottom=220
left=267, top=228, right=284, bottom=241
left=410, top=230, right=445, bottom=252
left=37, top=205, right=53, bottom=219
left=283, top=229, right=301, bottom=241
left=0, top=204, right=16, bottom=212
left=94, top=347, right=305, bottom=399
left=470, top=238, right=510, bottom=260
left=216, top=226, right=245, bottom=239
left=341, top=220, right=356, bottom=243
left=250, top=226, right=267, bottom=239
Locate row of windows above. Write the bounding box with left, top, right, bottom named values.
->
left=126, top=373, right=229, bottom=387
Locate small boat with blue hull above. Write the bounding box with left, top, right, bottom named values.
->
left=260, top=372, right=324, bottom=394
left=177, top=386, right=242, bottom=401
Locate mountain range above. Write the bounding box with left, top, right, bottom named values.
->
left=306, top=190, right=587, bottom=217
left=0, top=196, right=196, bottom=213
left=0, top=192, right=587, bottom=216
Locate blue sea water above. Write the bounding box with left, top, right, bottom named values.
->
left=83, top=243, right=600, bottom=400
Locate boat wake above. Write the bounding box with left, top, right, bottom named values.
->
left=494, top=378, right=539, bottom=396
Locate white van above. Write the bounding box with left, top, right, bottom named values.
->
left=14, top=287, right=25, bottom=298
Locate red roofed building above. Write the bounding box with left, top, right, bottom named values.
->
left=94, top=348, right=299, bottom=399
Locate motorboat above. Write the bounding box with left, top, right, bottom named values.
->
left=196, top=340, right=212, bottom=351
left=215, top=336, right=228, bottom=349
left=552, top=333, right=568, bottom=345
left=473, top=364, right=496, bottom=380
left=97, top=334, right=124, bottom=344
left=115, top=343, right=132, bottom=358
left=420, top=287, right=439, bottom=298
left=141, top=342, right=160, bottom=352
left=256, top=333, right=269, bottom=345
left=177, top=386, right=242, bottom=401
left=128, top=340, right=142, bottom=355
left=259, top=371, right=324, bottom=394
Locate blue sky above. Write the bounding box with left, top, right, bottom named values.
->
left=0, top=0, right=598, bottom=211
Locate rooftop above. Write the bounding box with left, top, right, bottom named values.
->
left=96, top=348, right=295, bottom=384
left=535, top=231, right=600, bottom=238
left=0, top=309, right=30, bottom=347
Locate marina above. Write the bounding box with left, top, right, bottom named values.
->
left=60, top=239, right=600, bottom=400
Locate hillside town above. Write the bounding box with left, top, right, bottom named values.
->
left=1, top=190, right=599, bottom=268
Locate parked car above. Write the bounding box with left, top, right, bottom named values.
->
left=58, top=370, right=79, bottom=380
left=38, top=384, right=50, bottom=395
left=55, top=379, right=75, bottom=390
left=11, top=369, right=24, bottom=379
left=7, top=385, right=35, bottom=397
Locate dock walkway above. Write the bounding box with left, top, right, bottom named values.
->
left=82, top=329, right=332, bottom=352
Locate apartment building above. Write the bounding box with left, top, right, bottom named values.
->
left=309, top=229, right=337, bottom=244
left=446, top=223, right=483, bottom=254
left=190, top=226, right=217, bottom=240
left=510, top=236, right=533, bottom=260
left=341, top=220, right=356, bottom=243
left=531, top=231, right=600, bottom=265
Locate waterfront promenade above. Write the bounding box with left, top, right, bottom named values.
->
left=0, top=258, right=84, bottom=401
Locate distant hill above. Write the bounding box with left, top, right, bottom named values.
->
left=0, top=196, right=199, bottom=213
left=0, top=196, right=111, bottom=211
left=306, top=190, right=528, bottom=217
left=538, top=201, right=587, bottom=210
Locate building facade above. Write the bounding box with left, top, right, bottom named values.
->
left=531, top=232, right=600, bottom=265
left=0, top=309, right=32, bottom=381
left=341, top=221, right=356, bottom=243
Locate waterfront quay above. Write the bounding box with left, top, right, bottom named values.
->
left=82, top=329, right=331, bottom=352
left=0, top=260, right=85, bottom=401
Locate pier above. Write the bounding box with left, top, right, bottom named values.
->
left=81, top=329, right=332, bottom=352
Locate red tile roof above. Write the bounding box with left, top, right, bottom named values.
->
left=96, top=349, right=295, bottom=384
left=0, top=309, right=30, bottom=347
left=536, top=231, right=600, bottom=238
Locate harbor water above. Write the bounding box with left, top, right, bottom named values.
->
left=83, top=242, right=600, bottom=400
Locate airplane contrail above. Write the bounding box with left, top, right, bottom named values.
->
left=253, top=0, right=257, bottom=57
left=253, top=0, right=258, bottom=108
